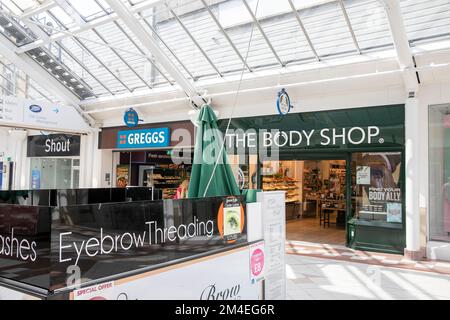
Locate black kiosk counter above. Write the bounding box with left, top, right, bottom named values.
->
left=0, top=188, right=261, bottom=300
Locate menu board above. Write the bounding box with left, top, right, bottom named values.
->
left=257, top=191, right=286, bottom=300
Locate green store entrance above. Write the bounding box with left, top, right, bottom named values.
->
left=220, top=104, right=406, bottom=254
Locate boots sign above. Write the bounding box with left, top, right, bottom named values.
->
left=27, top=134, right=81, bottom=157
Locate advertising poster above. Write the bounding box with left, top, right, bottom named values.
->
left=357, top=152, right=403, bottom=223
left=249, top=241, right=265, bottom=284
left=116, top=165, right=129, bottom=188
left=223, top=201, right=241, bottom=237
left=387, top=202, right=402, bottom=223
left=31, top=168, right=40, bottom=190
left=217, top=196, right=245, bottom=242
left=356, top=166, right=370, bottom=185
left=71, top=247, right=260, bottom=300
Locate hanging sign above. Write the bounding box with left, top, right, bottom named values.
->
left=276, top=88, right=293, bottom=115
left=123, top=108, right=140, bottom=127
left=27, top=134, right=81, bottom=157
left=117, top=128, right=170, bottom=149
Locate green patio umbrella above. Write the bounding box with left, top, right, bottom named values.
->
left=188, top=105, right=240, bottom=198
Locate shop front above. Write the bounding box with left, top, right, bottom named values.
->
left=27, top=134, right=81, bottom=189
left=219, top=104, right=405, bottom=254
left=98, top=120, right=194, bottom=199
left=0, top=188, right=269, bottom=300
left=428, top=104, right=450, bottom=259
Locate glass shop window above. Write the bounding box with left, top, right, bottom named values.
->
left=30, top=158, right=79, bottom=189
left=351, top=152, right=403, bottom=225
left=429, top=105, right=450, bottom=242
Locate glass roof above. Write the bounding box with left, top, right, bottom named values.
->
left=0, top=0, right=449, bottom=103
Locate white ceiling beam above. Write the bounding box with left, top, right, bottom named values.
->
left=382, top=0, right=418, bottom=94
left=20, top=0, right=57, bottom=19
left=104, top=0, right=203, bottom=104
left=0, top=33, right=96, bottom=127
left=15, top=0, right=161, bottom=54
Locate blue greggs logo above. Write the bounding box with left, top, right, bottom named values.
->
left=117, top=128, right=170, bottom=149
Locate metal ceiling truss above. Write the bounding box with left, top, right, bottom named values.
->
left=241, top=0, right=284, bottom=66
left=0, top=32, right=96, bottom=126
left=200, top=0, right=252, bottom=72
left=139, top=13, right=195, bottom=81
left=165, top=2, right=223, bottom=78
left=55, top=39, right=115, bottom=96
left=338, top=0, right=361, bottom=54
left=105, top=0, right=206, bottom=107
left=48, top=3, right=138, bottom=93
left=382, top=0, right=418, bottom=94
left=113, top=20, right=174, bottom=85
left=0, top=9, right=96, bottom=100
left=15, top=0, right=163, bottom=54
left=0, top=59, right=55, bottom=102
left=287, top=0, right=320, bottom=61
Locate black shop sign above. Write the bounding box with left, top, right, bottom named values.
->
left=27, top=134, right=80, bottom=157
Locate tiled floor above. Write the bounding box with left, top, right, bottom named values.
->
left=286, top=254, right=450, bottom=300
left=286, top=240, right=450, bottom=275
left=286, top=217, right=346, bottom=245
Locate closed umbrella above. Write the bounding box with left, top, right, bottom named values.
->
left=188, top=105, right=240, bottom=198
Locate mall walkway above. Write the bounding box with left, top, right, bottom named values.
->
left=285, top=241, right=450, bottom=300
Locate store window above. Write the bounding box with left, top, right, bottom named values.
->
left=30, top=158, right=79, bottom=189
left=429, top=105, right=450, bottom=242
left=228, top=154, right=258, bottom=190
left=351, top=152, right=403, bottom=225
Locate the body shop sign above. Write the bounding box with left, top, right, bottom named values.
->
left=27, top=134, right=80, bottom=157
left=220, top=104, right=405, bottom=151
left=117, top=128, right=170, bottom=149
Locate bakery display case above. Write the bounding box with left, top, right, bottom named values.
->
left=262, top=175, right=301, bottom=203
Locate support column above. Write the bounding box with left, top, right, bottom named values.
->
left=405, top=97, right=422, bottom=260
left=7, top=129, right=27, bottom=190
left=91, top=130, right=102, bottom=188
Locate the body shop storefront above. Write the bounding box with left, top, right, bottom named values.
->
left=220, top=104, right=405, bottom=254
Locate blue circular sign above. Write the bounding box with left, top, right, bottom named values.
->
left=276, top=88, right=292, bottom=115
left=124, top=108, right=139, bottom=127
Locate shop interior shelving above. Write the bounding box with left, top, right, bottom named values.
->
left=145, top=165, right=191, bottom=199
left=262, top=175, right=301, bottom=203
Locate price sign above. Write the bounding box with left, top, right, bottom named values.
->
left=249, top=241, right=265, bottom=284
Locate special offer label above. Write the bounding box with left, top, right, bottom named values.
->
left=249, top=241, right=265, bottom=284
left=71, top=281, right=115, bottom=300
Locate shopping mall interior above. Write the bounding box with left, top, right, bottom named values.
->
left=0, top=0, right=450, bottom=302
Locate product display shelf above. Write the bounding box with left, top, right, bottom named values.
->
left=303, top=168, right=321, bottom=193
left=329, top=167, right=346, bottom=193
left=262, top=175, right=301, bottom=203
left=148, top=166, right=191, bottom=199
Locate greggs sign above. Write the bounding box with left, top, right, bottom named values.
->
left=117, top=128, right=170, bottom=149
